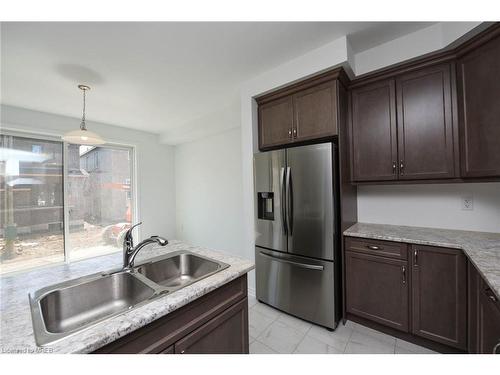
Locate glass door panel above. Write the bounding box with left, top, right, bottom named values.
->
left=0, top=134, right=64, bottom=274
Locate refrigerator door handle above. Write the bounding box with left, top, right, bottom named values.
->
left=259, top=251, right=324, bottom=271
left=286, top=166, right=293, bottom=236
left=280, top=167, right=287, bottom=235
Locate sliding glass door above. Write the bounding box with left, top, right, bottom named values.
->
left=0, top=134, right=65, bottom=273
left=0, top=132, right=134, bottom=274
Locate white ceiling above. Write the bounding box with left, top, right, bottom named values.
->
left=1, top=22, right=436, bottom=135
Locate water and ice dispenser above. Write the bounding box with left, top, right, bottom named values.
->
left=257, top=192, right=274, bottom=221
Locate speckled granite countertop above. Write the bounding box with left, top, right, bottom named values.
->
left=0, top=240, right=254, bottom=354
left=344, top=223, right=500, bottom=300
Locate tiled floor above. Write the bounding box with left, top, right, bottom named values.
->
left=248, top=296, right=437, bottom=354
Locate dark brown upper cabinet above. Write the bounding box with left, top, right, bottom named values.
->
left=293, top=80, right=338, bottom=142
left=347, top=23, right=500, bottom=183
left=349, top=63, right=457, bottom=182
left=457, top=28, right=500, bottom=178
left=256, top=68, right=347, bottom=150
left=411, top=245, right=467, bottom=350
left=396, top=64, right=457, bottom=180
left=350, top=79, right=398, bottom=181
left=258, top=96, right=294, bottom=149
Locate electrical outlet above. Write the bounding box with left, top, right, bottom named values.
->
left=462, top=196, right=473, bottom=210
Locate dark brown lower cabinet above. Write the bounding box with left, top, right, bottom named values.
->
left=175, top=298, right=248, bottom=354
left=160, top=345, right=174, bottom=354
left=93, top=275, right=249, bottom=354
left=344, top=236, right=482, bottom=353
left=468, top=263, right=500, bottom=354
left=411, top=245, right=467, bottom=350
left=345, top=251, right=409, bottom=332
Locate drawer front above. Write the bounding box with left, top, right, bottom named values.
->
left=345, top=237, right=407, bottom=260
left=175, top=298, right=249, bottom=354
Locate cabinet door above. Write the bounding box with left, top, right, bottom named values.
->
left=396, top=64, right=457, bottom=179
left=160, top=345, right=174, bottom=354
left=258, top=96, right=293, bottom=149
left=457, top=33, right=500, bottom=177
left=293, top=80, right=338, bottom=141
left=346, top=251, right=409, bottom=332
left=350, top=79, right=398, bottom=181
left=174, top=298, right=249, bottom=354
left=477, top=278, right=500, bottom=353
left=411, top=245, right=467, bottom=349
left=468, top=261, right=480, bottom=353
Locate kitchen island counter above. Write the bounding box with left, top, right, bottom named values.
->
left=0, top=240, right=254, bottom=354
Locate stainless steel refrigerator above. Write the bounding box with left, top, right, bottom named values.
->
left=254, top=142, right=341, bottom=329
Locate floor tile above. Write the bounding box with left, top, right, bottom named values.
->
left=345, top=331, right=396, bottom=354
left=395, top=339, right=437, bottom=354
left=294, top=335, right=343, bottom=354
left=307, top=324, right=352, bottom=352
left=258, top=320, right=307, bottom=354
left=249, top=340, right=278, bottom=354
left=276, top=313, right=312, bottom=334
left=249, top=309, right=275, bottom=339
left=251, top=301, right=281, bottom=320
left=347, top=321, right=397, bottom=345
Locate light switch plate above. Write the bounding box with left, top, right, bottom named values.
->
left=462, top=196, right=473, bottom=210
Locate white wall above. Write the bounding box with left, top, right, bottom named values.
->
left=0, top=104, right=176, bottom=241
left=174, top=127, right=245, bottom=261
left=357, top=183, right=500, bottom=233
left=353, top=22, right=481, bottom=75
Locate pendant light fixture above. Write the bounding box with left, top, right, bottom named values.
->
left=62, top=84, right=105, bottom=145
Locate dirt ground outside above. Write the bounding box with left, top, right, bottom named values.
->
left=0, top=223, right=121, bottom=274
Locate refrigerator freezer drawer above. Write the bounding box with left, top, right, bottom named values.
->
left=255, top=247, right=336, bottom=329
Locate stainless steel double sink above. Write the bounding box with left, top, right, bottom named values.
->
left=29, top=251, right=229, bottom=346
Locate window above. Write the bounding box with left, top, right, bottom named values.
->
left=0, top=133, right=135, bottom=274
left=0, top=135, right=64, bottom=272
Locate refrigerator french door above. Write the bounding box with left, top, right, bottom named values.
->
left=254, top=142, right=340, bottom=329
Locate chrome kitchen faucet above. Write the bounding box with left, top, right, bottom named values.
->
left=123, top=222, right=168, bottom=270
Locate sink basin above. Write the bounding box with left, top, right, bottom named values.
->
left=29, top=251, right=228, bottom=346
left=39, top=272, right=155, bottom=333
left=136, top=252, right=225, bottom=289
left=30, top=271, right=155, bottom=345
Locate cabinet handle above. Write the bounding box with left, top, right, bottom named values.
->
left=402, top=266, right=406, bottom=285
left=400, top=160, right=405, bottom=175
left=293, top=128, right=297, bottom=138
left=414, top=249, right=418, bottom=266
left=494, top=342, right=500, bottom=354
left=366, top=245, right=381, bottom=251
left=392, top=161, right=397, bottom=174
left=180, top=349, right=185, bottom=354
left=288, top=129, right=292, bottom=138
left=484, top=287, right=498, bottom=303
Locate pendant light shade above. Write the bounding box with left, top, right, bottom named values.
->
left=62, top=85, right=105, bottom=145
left=62, top=128, right=106, bottom=145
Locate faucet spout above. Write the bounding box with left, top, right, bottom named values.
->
left=122, top=225, right=168, bottom=270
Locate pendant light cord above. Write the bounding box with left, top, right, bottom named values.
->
left=80, top=87, right=87, bottom=131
